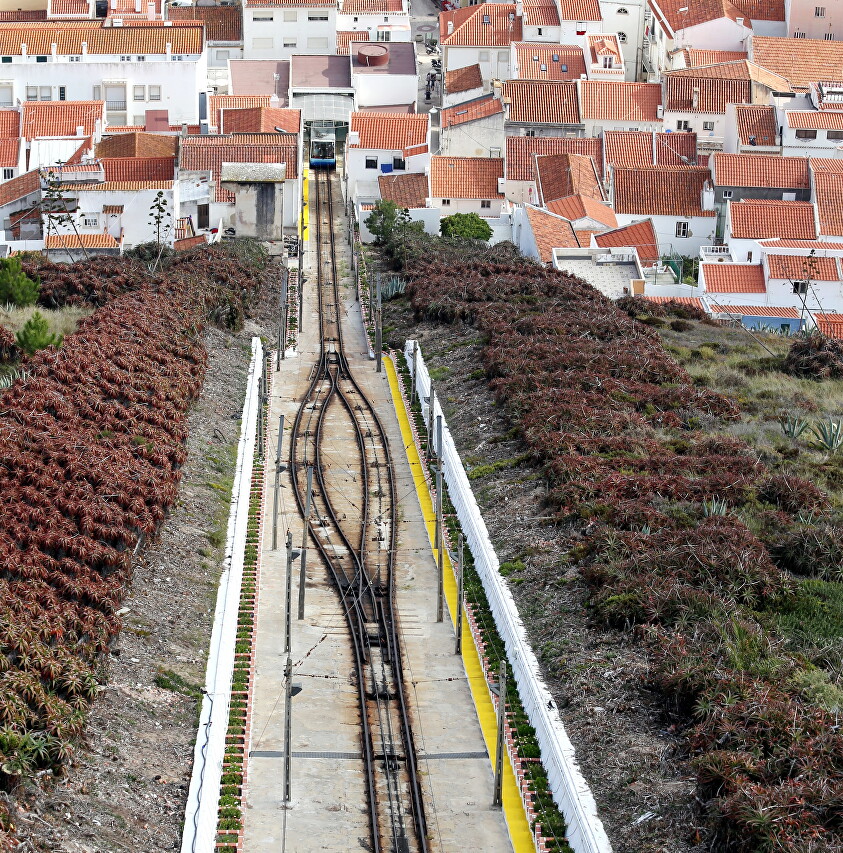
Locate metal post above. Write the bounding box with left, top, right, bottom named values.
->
left=426, top=383, right=435, bottom=458
left=492, top=660, right=507, bottom=807
left=375, top=272, right=382, bottom=373
left=455, top=533, right=464, bottom=655
left=435, top=462, right=443, bottom=623
left=282, top=654, right=293, bottom=803
left=285, top=530, right=294, bottom=655
left=297, top=465, right=313, bottom=620
left=410, top=340, right=418, bottom=406
left=272, top=414, right=285, bottom=550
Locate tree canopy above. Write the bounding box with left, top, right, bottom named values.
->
left=440, top=212, right=493, bottom=242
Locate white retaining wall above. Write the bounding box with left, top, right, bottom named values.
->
left=181, top=338, right=264, bottom=853
left=405, top=340, right=612, bottom=853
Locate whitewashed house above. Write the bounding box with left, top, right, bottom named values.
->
left=242, top=0, right=337, bottom=60
left=440, top=95, right=505, bottom=157
left=429, top=155, right=507, bottom=218
left=336, top=0, right=411, bottom=44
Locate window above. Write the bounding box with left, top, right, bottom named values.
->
left=794, top=30, right=806, bottom=38
left=252, top=37, right=274, bottom=49
left=136, top=55, right=145, bottom=61
left=442, top=198, right=451, bottom=206
left=796, top=129, right=817, bottom=139
left=149, top=85, right=161, bottom=101
left=82, top=216, right=99, bottom=228
left=482, top=13, right=490, bottom=22
left=0, top=87, right=11, bottom=107
left=498, top=51, right=508, bottom=63
left=25, top=86, right=37, bottom=101
left=617, top=6, right=629, bottom=11
left=133, top=85, right=145, bottom=101
left=481, top=199, right=491, bottom=208
left=722, top=190, right=733, bottom=199
left=816, top=6, right=825, bottom=15
left=829, top=130, right=843, bottom=140
left=537, top=27, right=543, bottom=35
left=783, top=192, right=796, bottom=200
left=35, top=56, right=47, bottom=63
left=252, top=12, right=273, bottom=20
left=677, top=119, right=690, bottom=131
left=825, top=32, right=835, bottom=40
left=40, top=87, right=50, bottom=100
left=68, top=55, right=81, bottom=62
left=525, top=129, right=536, bottom=137
left=602, top=55, right=613, bottom=68
left=198, top=203, right=209, bottom=230
left=479, top=50, right=490, bottom=62
left=2, top=168, right=13, bottom=180
left=490, top=147, right=501, bottom=157
left=376, top=29, right=391, bottom=41
left=675, top=221, right=689, bottom=238
left=560, top=63, right=568, bottom=71
left=283, top=10, right=297, bottom=21
left=365, top=157, right=378, bottom=169
left=307, top=37, right=330, bottom=48
left=58, top=86, right=65, bottom=101
left=793, top=280, right=808, bottom=294
left=747, top=251, right=752, bottom=262
left=120, top=55, right=131, bottom=61
left=216, top=50, right=230, bottom=61
left=703, top=121, right=715, bottom=131
left=617, top=31, right=627, bottom=42
left=1, top=57, right=10, bottom=64
left=308, top=13, right=329, bottom=20
left=93, top=85, right=101, bottom=100
left=393, top=156, right=406, bottom=170
left=540, top=63, right=547, bottom=71
left=283, top=38, right=297, bottom=47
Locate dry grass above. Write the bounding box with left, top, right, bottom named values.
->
left=0, top=304, right=93, bottom=339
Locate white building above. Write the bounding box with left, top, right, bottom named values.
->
left=350, top=42, right=417, bottom=109
left=429, top=155, right=507, bottom=217
left=782, top=111, right=843, bottom=157
left=439, top=4, right=522, bottom=82
left=336, top=0, right=411, bottom=44
left=440, top=95, right=505, bottom=157
left=242, top=0, right=337, bottom=60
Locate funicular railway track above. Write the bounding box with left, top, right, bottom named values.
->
left=289, top=168, right=428, bottom=853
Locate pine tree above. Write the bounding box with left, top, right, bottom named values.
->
left=0, top=258, right=39, bottom=307
left=15, top=311, right=62, bottom=356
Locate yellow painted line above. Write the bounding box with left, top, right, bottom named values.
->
left=301, top=168, right=309, bottom=242
left=385, top=357, right=534, bottom=853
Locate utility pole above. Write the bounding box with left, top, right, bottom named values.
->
left=492, top=660, right=507, bottom=807
left=282, top=653, right=293, bottom=804
left=278, top=267, right=288, bottom=370
left=375, top=272, right=382, bottom=373
left=297, top=465, right=313, bottom=620
left=455, top=533, right=464, bottom=656
left=434, top=456, right=444, bottom=623
left=272, top=415, right=285, bottom=550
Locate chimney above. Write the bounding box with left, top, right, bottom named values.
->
left=147, top=1, right=154, bottom=19
left=76, top=124, right=84, bottom=137
left=515, top=0, right=523, bottom=15
left=348, top=130, right=360, bottom=145
left=736, top=16, right=744, bottom=27
left=94, top=117, right=103, bottom=143
left=20, top=44, right=26, bottom=57
left=135, top=0, right=141, bottom=11
left=692, top=86, right=699, bottom=110
left=110, top=0, right=116, bottom=8
left=270, top=93, right=280, bottom=108
left=447, top=20, right=454, bottom=34
left=81, top=41, right=88, bottom=55
left=166, top=42, right=172, bottom=56
left=51, top=43, right=57, bottom=57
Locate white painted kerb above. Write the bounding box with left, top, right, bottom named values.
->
left=405, top=340, right=612, bottom=853
left=181, top=337, right=264, bottom=853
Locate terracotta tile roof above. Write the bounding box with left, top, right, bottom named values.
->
left=587, top=34, right=622, bottom=66
left=342, top=0, right=404, bottom=12
left=96, top=131, right=179, bottom=158
left=612, top=166, right=715, bottom=217
left=179, top=134, right=298, bottom=202
left=574, top=228, right=603, bottom=247
left=522, top=0, right=560, bottom=27
left=712, top=153, right=810, bottom=188
left=786, top=111, right=843, bottom=130
left=766, top=253, right=840, bottom=280
left=535, top=152, right=602, bottom=203
left=62, top=181, right=173, bottom=191
left=174, top=235, right=208, bottom=251
left=524, top=205, right=578, bottom=262
left=594, top=219, right=659, bottom=264
left=506, top=136, right=603, bottom=181
left=703, top=263, right=767, bottom=292
left=378, top=172, right=428, bottom=208
left=729, top=200, right=817, bottom=240
left=245, top=0, right=335, bottom=6
left=734, top=104, right=778, bottom=145
left=0, top=110, right=20, bottom=139
left=710, top=303, right=800, bottom=317
left=736, top=0, right=785, bottom=20
left=0, top=171, right=33, bottom=209
left=810, top=158, right=843, bottom=172
left=440, top=4, right=522, bottom=48
left=604, top=131, right=697, bottom=168
left=656, top=0, right=756, bottom=31
left=167, top=6, right=243, bottom=42
left=44, top=233, right=120, bottom=249
left=337, top=30, right=370, bottom=54
left=578, top=81, right=662, bottom=123
left=667, top=60, right=790, bottom=90
left=102, top=205, right=124, bottom=214
left=0, top=23, right=203, bottom=55
left=502, top=80, right=580, bottom=124
left=664, top=75, right=752, bottom=114
left=514, top=44, right=585, bottom=81
left=558, top=0, right=601, bottom=20
left=21, top=101, right=105, bottom=141
left=683, top=49, right=747, bottom=67
left=759, top=238, right=843, bottom=249
left=445, top=64, right=483, bottom=94
left=546, top=194, right=617, bottom=227
left=209, top=95, right=272, bottom=133
left=645, top=295, right=705, bottom=307
left=0, top=140, right=18, bottom=169
left=101, top=157, right=175, bottom=182
left=0, top=11, right=46, bottom=20
left=815, top=312, right=843, bottom=338
left=430, top=156, right=503, bottom=199
left=813, top=170, right=843, bottom=237
left=50, top=0, right=89, bottom=15
left=348, top=112, right=428, bottom=155
left=749, top=36, right=843, bottom=91
left=219, top=107, right=301, bottom=134
left=440, top=95, right=503, bottom=128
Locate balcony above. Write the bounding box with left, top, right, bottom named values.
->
left=106, top=100, right=127, bottom=111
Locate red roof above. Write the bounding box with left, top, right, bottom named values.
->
left=167, top=6, right=242, bottom=41
left=750, top=35, right=843, bottom=91
left=684, top=49, right=747, bottom=67
left=502, top=80, right=580, bottom=125
left=0, top=170, right=38, bottom=207
left=514, top=43, right=585, bottom=81
left=786, top=111, right=843, bottom=130
left=44, top=233, right=119, bottom=249
left=645, top=295, right=705, bottom=307
left=208, top=95, right=272, bottom=133
left=21, top=101, right=105, bottom=141
left=703, top=263, right=767, bottom=293
left=430, top=156, right=504, bottom=199
left=101, top=157, right=175, bottom=182
left=813, top=169, right=843, bottom=237
left=535, top=152, right=602, bottom=204
left=348, top=112, right=428, bottom=155
left=546, top=194, right=617, bottom=228
left=444, top=64, right=483, bottom=94
left=337, top=30, right=370, bottom=54
left=558, top=0, right=601, bottom=20
left=440, top=4, right=522, bottom=47
left=663, top=75, right=751, bottom=114
left=378, top=172, right=428, bottom=209
left=0, top=139, right=18, bottom=169
left=729, top=199, right=817, bottom=240
left=604, top=130, right=697, bottom=168
left=342, top=0, right=403, bottom=11
left=522, top=0, right=560, bottom=27
left=815, top=312, right=843, bottom=338
left=578, top=81, right=662, bottom=123
left=710, top=303, right=801, bottom=318
left=96, top=131, right=179, bottom=158
left=612, top=166, right=715, bottom=217
left=524, top=205, right=578, bottom=262
left=734, top=104, right=778, bottom=145
left=440, top=95, right=503, bottom=128
left=219, top=107, right=301, bottom=134
left=506, top=136, right=603, bottom=181
left=712, top=153, right=810, bottom=189
left=0, top=110, right=19, bottom=139
left=594, top=219, right=659, bottom=264
left=0, top=22, right=202, bottom=55
left=766, top=254, right=840, bottom=281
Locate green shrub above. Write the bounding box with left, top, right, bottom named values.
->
left=0, top=257, right=39, bottom=306
left=15, top=311, right=62, bottom=355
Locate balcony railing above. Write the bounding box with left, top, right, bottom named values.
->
left=106, top=100, right=127, bottom=111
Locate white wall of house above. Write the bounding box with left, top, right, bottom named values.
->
left=442, top=84, right=484, bottom=108
left=558, top=19, right=603, bottom=43
left=443, top=46, right=512, bottom=82
left=511, top=204, right=541, bottom=260
left=663, top=110, right=724, bottom=145
left=440, top=114, right=505, bottom=156
left=242, top=7, right=337, bottom=60
left=336, top=12, right=412, bottom=42
left=616, top=211, right=716, bottom=255
left=352, top=70, right=417, bottom=108
left=433, top=196, right=507, bottom=216
left=207, top=43, right=243, bottom=94
left=346, top=149, right=430, bottom=201
left=673, top=17, right=749, bottom=51
left=504, top=178, right=540, bottom=205
left=722, top=103, right=781, bottom=154
left=583, top=116, right=662, bottom=135
left=521, top=23, right=561, bottom=42
left=781, top=124, right=843, bottom=157
left=598, top=0, right=645, bottom=81
left=642, top=5, right=673, bottom=79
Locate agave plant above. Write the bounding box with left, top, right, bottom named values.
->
left=703, top=496, right=730, bottom=517
left=779, top=412, right=810, bottom=439
left=811, top=418, right=843, bottom=454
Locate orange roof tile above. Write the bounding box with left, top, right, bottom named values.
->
left=574, top=228, right=603, bottom=247
left=734, top=0, right=785, bottom=21
left=604, top=130, right=697, bottom=168
left=733, top=104, right=778, bottom=145
left=44, top=233, right=119, bottom=249
left=666, top=59, right=789, bottom=89
left=0, top=110, right=19, bottom=139
left=174, top=235, right=208, bottom=251
left=758, top=238, right=843, bottom=249
left=587, top=34, right=621, bottom=65
left=703, top=263, right=767, bottom=293
left=810, top=158, right=843, bottom=172
left=167, top=6, right=242, bottom=41
left=349, top=112, right=428, bottom=155
left=656, top=0, right=757, bottom=31
left=683, top=49, right=747, bottom=67
left=558, top=0, right=600, bottom=20
left=786, top=111, right=843, bottom=130
left=102, top=205, right=123, bottom=213
left=534, top=152, right=602, bottom=203
left=729, top=200, right=817, bottom=240
left=101, top=157, right=175, bottom=182
left=766, top=254, right=840, bottom=280
left=578, top=81, right=662, bottom=123
left=0, top=11, right=46, bottom=20
left=440, top=4, right=522, bottom=47
left=815, top=312, right=843, bottom=338
left=506, top=136, right=603, bottom=181
left=96, top=131, right=179, bottom=158
left=712, top=153, right=810, bottom=188
left=0, top=23, right=202, bottom=55
left=546, top=194, right=617, bottom=228
left=21, top=101, right=105, bottom=141
left=440, top=95, right=503, bottom=128
left=208, top=95, right=272, bottom=132
left=514, top=44, right=585, bottom=81
left=594, top=219, right=659, bottom=264
left=430, top=156, right=503, bottom=199
left=502, top=80, right=580, bottom=124
left=524, top=205, right=578, bottom=262
left=219, top=107, right=301, bottom=134
left=522, top=0, right=560, bottom=27
left=710, top=303, right=800, bottom=317
left=749, top=36, right=843, bottom=91
left=0, top=139, right=18, bottom=169
left=245, top=0, right=335, bottom=6
left=343, top=0, right=404, bottom=11
left=612, top=166, right=715, bottom=217
left=51, top=0, right=91, bottom=14
left=378, top=172, right=428, bottom=209
left=663, top=75, right=751, bottom=113
left=813, top=169, right=843, bottom=237
left=645, top=295, right=705, bottom=307
left=337, top=30, right=370, bottom=54
left=179, top=134, right=298, bottom=202
left=62, top=181, right=173, bottom=191
left=445, top=64, right=483, bottom=94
